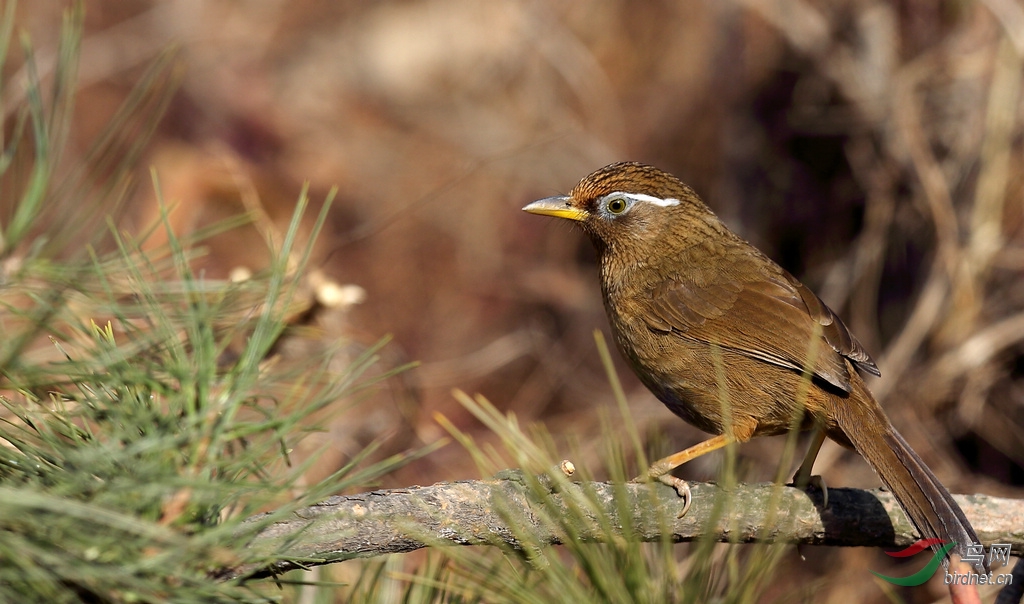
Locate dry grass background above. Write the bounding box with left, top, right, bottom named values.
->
left=8, top=1, right=1024, bottom=601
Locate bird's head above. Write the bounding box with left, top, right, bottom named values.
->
left=522, top=162, right=710, bottom=254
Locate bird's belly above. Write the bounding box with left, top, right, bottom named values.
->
left=612, top=321, right=818, bottom=439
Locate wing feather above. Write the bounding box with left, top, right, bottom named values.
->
left=642, top=254, right=878, bottom=392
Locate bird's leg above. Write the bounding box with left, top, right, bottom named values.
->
left=633, top=434, right=733, bottom=514
left=642, top=434, right=733, bottom=480
left=791, top=426, right=828, bottom=507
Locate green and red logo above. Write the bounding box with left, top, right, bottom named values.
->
left=871, top=539, right=956, bottom=586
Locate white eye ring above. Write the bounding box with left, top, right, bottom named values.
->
left=620, top=192, right=680, bottom=207
left=600, top=192, right=680, bottom=216
left=606, top=196, right=628, bottom=214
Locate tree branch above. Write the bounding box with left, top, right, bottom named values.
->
left=219, top=473, right=1024, bottom=581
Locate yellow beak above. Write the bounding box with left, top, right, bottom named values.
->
left=522, top=196, right=587, bottom=222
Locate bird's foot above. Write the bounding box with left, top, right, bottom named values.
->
left=659, top=474, right=693, bottom=515
left=791, top=473, right=829, bottom=508
left=631, top=473, right=692, bottom=517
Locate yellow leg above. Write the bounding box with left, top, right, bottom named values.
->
left=632, top=434, right=733, bottom=516
left=642, top=434, right=733, bottom=481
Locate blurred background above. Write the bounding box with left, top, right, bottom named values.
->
left=9, top=0, right=1024, bottom=600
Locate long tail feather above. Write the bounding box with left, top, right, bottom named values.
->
left=832, top=390, right=984, bottom=574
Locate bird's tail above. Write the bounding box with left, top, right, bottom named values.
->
left=831, top=379, right=984, bottom=573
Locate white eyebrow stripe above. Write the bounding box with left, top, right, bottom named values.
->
left=612, top=192, right=680, bottom=207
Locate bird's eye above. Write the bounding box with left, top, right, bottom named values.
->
left=606, top=197, right=627, bottom=214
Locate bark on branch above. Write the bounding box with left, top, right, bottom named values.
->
left=219, top=472, right=1024, bottom=581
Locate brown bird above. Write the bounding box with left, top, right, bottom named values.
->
left=523, top=161, right=981, bottom=570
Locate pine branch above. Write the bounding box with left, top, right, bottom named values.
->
left=220, top=473, right=1024, bottom=580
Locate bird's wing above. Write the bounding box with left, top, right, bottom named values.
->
left=642, top=256, right=878, bottom=393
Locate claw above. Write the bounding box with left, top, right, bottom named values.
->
left=630, top=474, right=692, bottom=516
left=791, top=472, right=829, bottom=508
left=806, top=475, right=828, bottom=508
left=658, top=474, right=692, bottom=516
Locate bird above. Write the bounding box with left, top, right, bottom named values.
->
left=522, top=161, right=982, bottom=572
